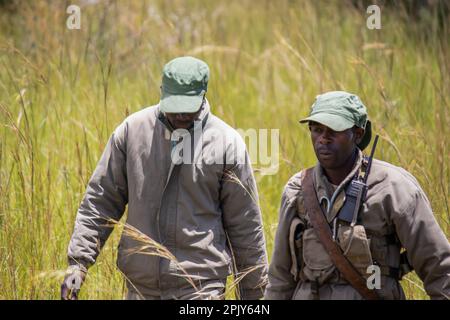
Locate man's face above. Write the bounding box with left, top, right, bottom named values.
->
left=309, top=121, right=364, bottom=170
left=165, top=109, right=202, bottom=130
left=163, top=95, right=205, bottom=130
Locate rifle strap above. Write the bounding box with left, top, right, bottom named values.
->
left=301, top=168, right=380, bottom=300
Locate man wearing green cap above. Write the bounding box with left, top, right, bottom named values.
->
left=61, top=56, right=268, bottom=300
left=265, top=91, right=450, bottom=300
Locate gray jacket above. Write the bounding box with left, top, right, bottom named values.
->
left=265, top=150, right=450, bottom=300
left=67, top=100, right=268, bottom=299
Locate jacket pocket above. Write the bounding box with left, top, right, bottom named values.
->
left=212, top=225, right=232, bottom=266
left=289, top=217, right=305, bottom=281
left=338, top=224, right=373, bottom=278
left=116, top=236, right=159, bottom=288
left=302, top=228, right=335, bottom=284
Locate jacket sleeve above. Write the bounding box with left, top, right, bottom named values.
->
left=220, top=151, right=268, bottom=300
left=264, top=182, right=299, bottom=299
left=392, top=186, right=450, bottom=300
left=67, top=121, right=129, bottom=269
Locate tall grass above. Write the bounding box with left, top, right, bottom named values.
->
left=0, top=0, right=448, bottom=299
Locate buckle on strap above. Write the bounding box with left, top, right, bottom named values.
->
left=310, top=279, right=320, bottom=300
left=399, top=251, right=413, bottom=278
left=379, top=266, right=402, bottom=280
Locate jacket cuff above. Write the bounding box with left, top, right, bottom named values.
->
left=68, top=258, right=89, bottom=273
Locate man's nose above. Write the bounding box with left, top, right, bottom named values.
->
left=319, top=132, right=331, bottom=144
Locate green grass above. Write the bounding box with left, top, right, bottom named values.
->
left=0, top=0, right=448, bottom=299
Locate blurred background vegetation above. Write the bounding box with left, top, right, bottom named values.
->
left=0, top=0, right=448, bottom=299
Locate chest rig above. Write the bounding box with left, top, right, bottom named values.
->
left=289, top=156, right=413, bottom=298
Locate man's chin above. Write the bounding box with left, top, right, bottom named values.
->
left=173, top=123, right=192, bottom=130
left=317, top=157, right=337, bottom=170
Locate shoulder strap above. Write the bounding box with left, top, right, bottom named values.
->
left=301, top=168, right=380, bottom=300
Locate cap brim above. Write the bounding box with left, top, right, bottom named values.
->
left=299, top=113, right=354, bottom=132
left=159, top=93, right=203, bottom=113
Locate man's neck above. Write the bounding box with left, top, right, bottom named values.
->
left=323, top=149, right=358, bottom=186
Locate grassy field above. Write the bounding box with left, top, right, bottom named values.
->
left=0, top=0, right=448, bottom=299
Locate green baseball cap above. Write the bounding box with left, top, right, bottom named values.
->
left=299, top=91, right=372, bottom=150
left=159, top=56, right=209, bottom=113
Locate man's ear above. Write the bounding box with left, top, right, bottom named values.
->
left=354, top=127, right=365, bottom=145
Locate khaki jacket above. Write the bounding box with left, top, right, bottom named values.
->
left=67, top=100, right=268, bottom=299
left=265, top=150, right=450, bottom=300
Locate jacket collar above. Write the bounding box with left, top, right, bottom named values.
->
left=313, top=149, right=364, bottom=222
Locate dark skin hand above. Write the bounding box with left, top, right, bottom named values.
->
left=309, top=121, right=364, bottom=185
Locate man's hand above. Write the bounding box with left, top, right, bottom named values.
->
left=61, top=265, right=87, bottom=300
